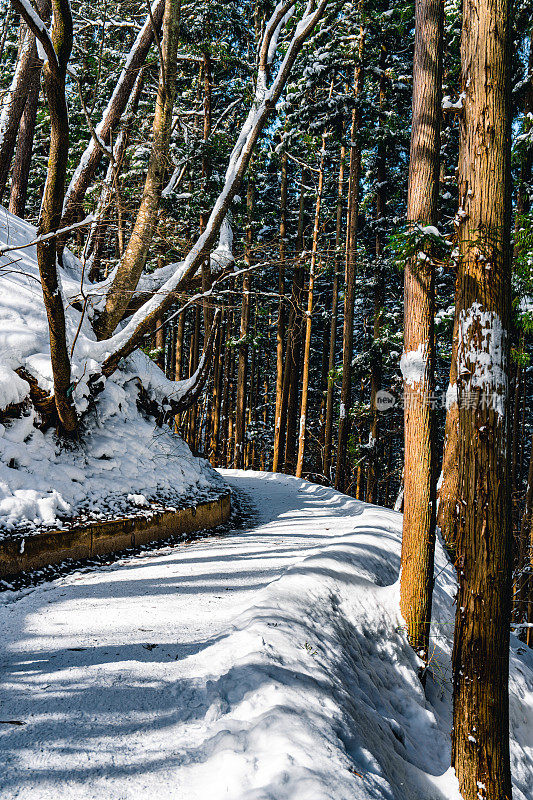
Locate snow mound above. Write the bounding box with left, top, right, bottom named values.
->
left=0, top=208, right=225, bottom=534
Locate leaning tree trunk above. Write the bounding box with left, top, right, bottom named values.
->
left=0, top=20, right=41, bottom=203
left=400, top=0, right=443, bottom=663
left=451, top=0, right=513, bottom=796
left=86, top=71, right=144, bottom=282
left=96, top=1, right=330, bottom=381
left=96, top=0, right=181, bottom=339
left=8, top=66, right=41, bottom=218
left=60, top=0, right=165, bottom=230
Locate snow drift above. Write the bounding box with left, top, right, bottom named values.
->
left=0, top=208, right=224, bottom=535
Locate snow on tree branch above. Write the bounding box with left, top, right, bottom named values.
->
left=88, top=0, right=329, bottom=377
left=9, top=0, right=58, bottom=74
left=61, top=0, right=165, bottom=226
left=0, top=214, right=94, bottom=256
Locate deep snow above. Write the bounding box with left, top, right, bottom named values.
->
left=0, top=208, right=223, bottom=534
left=0, top=471, right=531, bottom=800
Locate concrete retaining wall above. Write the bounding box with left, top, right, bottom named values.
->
left=0, top=491, right=231, bottom=578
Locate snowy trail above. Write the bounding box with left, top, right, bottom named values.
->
left=0, top=471, right=531, bottom=800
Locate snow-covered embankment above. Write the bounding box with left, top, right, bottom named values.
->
left=0, top=207, right=223, bottom=535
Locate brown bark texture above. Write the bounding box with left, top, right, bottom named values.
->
left=400, top=0, right=443, bottom=661
left=451, top=0, right=513, bottom=796
left=436, top=309, right=459, bottom=558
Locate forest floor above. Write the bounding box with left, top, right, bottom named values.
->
left=0, top=470, right=531, bottom=800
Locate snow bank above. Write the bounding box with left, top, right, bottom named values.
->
left=0, top=208, right=224, bottom=534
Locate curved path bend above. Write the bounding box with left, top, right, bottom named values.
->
left=0, top=471, right=530, bottom=800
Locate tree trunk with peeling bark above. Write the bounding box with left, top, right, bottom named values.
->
left=451, top=0, right=513, bottom=795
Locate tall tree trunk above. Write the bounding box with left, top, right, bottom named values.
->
left=510, top=352, right=524, bottom=497
left=400, top=0, right=443, bottom=662
left=272, top=151, right=288, bottom=472
left=296, top=140, right=325, bottom=477
left=335, top=20, right=365, bottom=492
left=209, top=312, right=224, bottom=463
left=276, top=171, right=306, bottom=474
left=173, top=295, right=186, bottom=431
left=96, top=0, right=181, bottom=339
left=451, top=0, right=513, bottom=794
left=283, top=174, right=306, bottom=475
left=245, top=328, right=256, bottom=469
left=221, top=317, right=233, bottom=466
left=367, top=42, right=387, bottom=504
left=234, top=179, right=253, bottom=469
left=186, top=306, right=201, bottom=450
left=323, top=145, right=345, bottom=481
left=226, top=338, right=235, bottom=467
left=201, top=49, right=213, bottom=336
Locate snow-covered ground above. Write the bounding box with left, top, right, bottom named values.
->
left=0, top=208, right=223, bottom=534
left=0, top=471, right=531, bottom=800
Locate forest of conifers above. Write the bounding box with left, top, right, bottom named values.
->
left=0, top=0, right=532, bottom=798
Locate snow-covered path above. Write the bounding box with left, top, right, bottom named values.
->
left=0, top=471, right=531, bottom=800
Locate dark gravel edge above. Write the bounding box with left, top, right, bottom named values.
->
left=0, top=485, right=257, bottom=594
